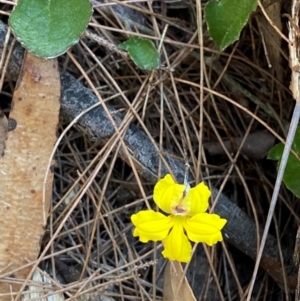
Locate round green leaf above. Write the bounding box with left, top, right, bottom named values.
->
left=9, top=0, right=93, bottom=58
left=204, top=0, right=257, bottom=51
left=119, top=36, right=160, bottom=70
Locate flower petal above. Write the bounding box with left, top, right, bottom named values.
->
left=131, top=210, right=173, bottom=242
left=153, top=174, right=186, bottom=214
left=188, top=182, right=211, bottom=215
left=162, top=216, right=192, bottom=262
left=184, top=213, right=227, bottom=246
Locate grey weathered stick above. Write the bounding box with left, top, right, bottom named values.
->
left=0, top=20, right=296, bottom=290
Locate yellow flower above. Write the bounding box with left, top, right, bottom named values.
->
left=131, top=174, right=227, bottom=262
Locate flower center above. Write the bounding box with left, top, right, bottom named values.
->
left=171, top=184, right=190, bottom=216
left=173, top=204, right=188, bottom=215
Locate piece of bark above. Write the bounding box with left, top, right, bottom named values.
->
left=0, top=52, right=60, bottom=299
left=0, top=21, right=296, bottom=291
left=204, top=130, right=275, bottom=159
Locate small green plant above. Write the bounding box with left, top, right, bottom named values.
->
left=9, top=0, right=93, bottom=58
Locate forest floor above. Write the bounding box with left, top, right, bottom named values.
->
left=0, top=1, right=298, bottom=300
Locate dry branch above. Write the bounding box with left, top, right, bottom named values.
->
left=0, top=21, right=296, bottom=291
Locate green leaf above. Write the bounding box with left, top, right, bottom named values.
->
left=204, top=0, right=257, bottom=51
left=119, top=36, right=160, bottom=70
left=267, top=143, right=284, bottom=161
left=268, top=127, right=300, bottom=198
left=9, top=0, right=93, bottom=58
